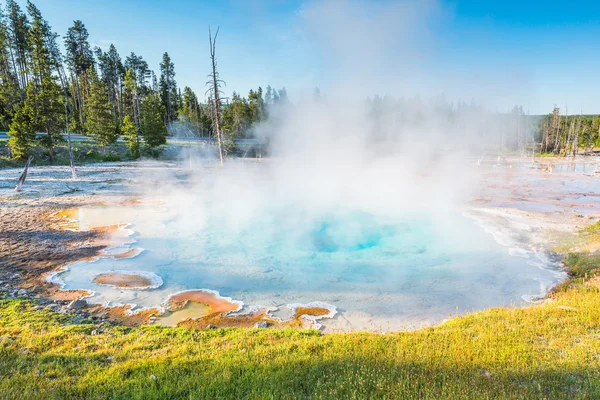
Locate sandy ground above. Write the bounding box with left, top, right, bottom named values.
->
left=0, top=195, right=104, bottom=296
left=1, top=157, right=599, bottom=330
left=0, top=163, right=165, bottom=323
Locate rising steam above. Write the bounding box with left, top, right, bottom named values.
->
left=153, top=0, right=533, bottom=243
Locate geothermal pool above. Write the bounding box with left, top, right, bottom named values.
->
left=52, top=197, right=565, bottom=332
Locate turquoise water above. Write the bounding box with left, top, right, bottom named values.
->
left=56, top=201, right=564, bottom=332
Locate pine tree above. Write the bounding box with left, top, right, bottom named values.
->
left=200, top=98, right=213, bottom=137
left=64, top=20, right=94, bottom=129
left=7, top=81, right=35, bottom=158
left=277, top=87, right=288, bottom=103
left=6, top=0, right=30, bottom=93
left=222, top=91, right=250, bottom=138
left=85, top=68, right=116, bottom=154
left=26, top=1, right=63, bottom=161
left=26, top=1, right=50, bottom=82
left=140, top=91, right=166, bottom=148
left=0, top=5, right=20, bottom=129
left=265, top=85, right=273, bottom=105
left=248, top=87, right=265, bottom=123
left=32, top=75, right=64, bottom=161
left=121, top=115, right=140, bottom=158
left=123, top=68, right=139, bottom=125
left=124, top=52, right=149, bottom=90
left=180, top=86, right=200, bottom=129
left=159, top=52, right=177, bottom=125
left=37, top=6, right=76, bottom=174
left=95, top=44, right=124, bottom=126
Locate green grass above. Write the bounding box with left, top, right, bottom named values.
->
left=1, top=229, right=600, bottom=398
left=581, top=221, right=600, bottom=236
left=0, top=143, right=129, bottom=168
left=2, top=285, right=600, bottom=399
left=0, top=142, right=174, bottom=168
left=535, top=152, right=561, bottom=158
left=563, top=252, right=600, bottom=279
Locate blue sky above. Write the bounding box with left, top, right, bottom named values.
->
left=13, top=0, right=600, bottom=114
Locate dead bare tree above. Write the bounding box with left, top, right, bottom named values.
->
left=206, top=26, right=225, bottom=166
left=542, top=119, right=549, bottom=153
left=48, top=34, right=77, bottom=179
left=572, top=113, right=582, bottom=158
left=62, top=81, right=77, bottom=179
left=552, top=106, right=561, bottom=154
left=15, top=156, right=33, bottom=192
left=564, top=115, right=576, bottom=158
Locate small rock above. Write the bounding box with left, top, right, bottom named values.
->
left=253, top=321, right=269, bottom=328
left=206, top=324, right=218, bottom=329
left=17, top=289, right=28, bottom=296
left=106, top=356, right=114, bottom=363
left=67, top=299, right=87, bottom=311
left=46, top=303, right=60, bottom=311
left=149, top=374, right=157, bottom=381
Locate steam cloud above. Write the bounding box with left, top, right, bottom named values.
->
left=147, top=0, right=532, bottom=252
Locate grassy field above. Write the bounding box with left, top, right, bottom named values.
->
left=0, top=141, right=131, bottom=168
left=1, top=230, right=599, bottom=398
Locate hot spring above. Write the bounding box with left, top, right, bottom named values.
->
left=51, top=170, right=565, bottom=331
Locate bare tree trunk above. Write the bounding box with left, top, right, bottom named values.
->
left=565, top=117, right=576, bottom=157
left=74, top=75, right=84, bottom=128
left=136, top=94, right=141, bottom=127
left=208, top=27, right=224, bottom=166
left=543, top=121, right=549, bottom=153
left=564, top=106, right=575, bottom=156
left=552, top=107, right=561, bottom=154
left=118, top=82, right=124, bottom=122
left=15, top=156, right=33, bottom=192
left=109, top=88, right=118, bottom=126
left=167, top=86, right=172, bottom=125
left=7, top=46, right=23, bottom=96
left=573, top=115, right=581, bottom=158
left=58, top=68, right=77, bottom=178
left=48, top=144, right=54, bottom=162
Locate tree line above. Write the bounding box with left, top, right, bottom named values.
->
left=0, top=1, right=286, bottom=161
left=537, top=107, right=600, bottom=156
